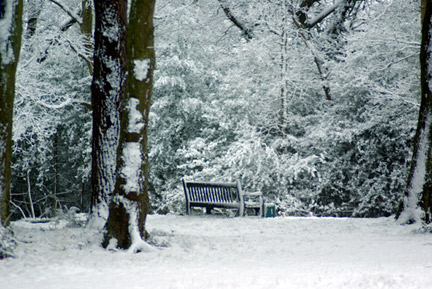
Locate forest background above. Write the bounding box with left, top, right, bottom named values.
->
left=10, top=0, right=420, bottom=220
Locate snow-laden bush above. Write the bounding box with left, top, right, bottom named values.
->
left=148, top=0, right=419, bottom=217
left=0, top=226, right=17, bottom=259
left=308, top=101, right=416, bottom=217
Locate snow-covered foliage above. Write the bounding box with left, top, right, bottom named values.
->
left=11, top=0, right=92, bottom=218
left=8, top=0, right=420, bottom=218
left=149, top=0, right=419, bottom=216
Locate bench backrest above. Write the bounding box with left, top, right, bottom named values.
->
left=182, top=180, right=242, bottom=204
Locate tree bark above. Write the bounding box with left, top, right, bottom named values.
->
left=89, top=0, right=127, bottom=229
left=102, top=0, right=155, bottom=252
left=397, top=0, right=432, bottom=224
left=0, top=0, right=23, bottom=226
left=81, top=0, right=93, bottom=74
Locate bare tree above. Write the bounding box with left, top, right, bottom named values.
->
left=397, top=0, right=432, bottom=224
left=0, top=0, right=23, bottom=226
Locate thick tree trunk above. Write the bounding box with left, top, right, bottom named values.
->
left=398, top=1, right=432, bottom=224
left=102, top=0, right=155, bottom=252
left=0, top=0, right=23, bottom=226
left=89, top=0, right=127, bottom=229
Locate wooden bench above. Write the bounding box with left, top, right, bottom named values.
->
left=182, top=179, right=263, bottom=216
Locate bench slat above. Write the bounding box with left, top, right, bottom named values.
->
left=217, top=187, right=222, bottom=202
left=207, top=187, right=213, bottom=202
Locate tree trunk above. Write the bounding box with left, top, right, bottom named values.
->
left=102, top=0, right=155, bottom=252
left=89, top=0, right=127, bottom=229
left=279, top=0, right=289, bottom=133
left=398, top=1, right=432, bottom=224
left=81, top=0, right=93, bottom=74
left=0, top=0, right=23, bottom=226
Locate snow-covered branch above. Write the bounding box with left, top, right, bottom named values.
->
left=219, top=1, right=254, bottom=41
left=48, top=0, right=83, bottom=26
left=305, top=0, right=344, bottom=29
left=35, top=99, right=91, bottom=110
left=291, top=9, right=332, bottom=100
left=63, top=37, right=93, bottom=74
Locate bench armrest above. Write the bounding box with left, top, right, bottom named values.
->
left=242, top=191, right=263, bottom=197
left=242, top=191, right=263, bottom=217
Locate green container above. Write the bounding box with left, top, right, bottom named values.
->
left=264, top=203, right=276, bottom=217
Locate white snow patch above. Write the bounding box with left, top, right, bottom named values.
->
left=87, top=201, right=109, bottom=230
left=106, top=237, right=118, bottom=251
left=3, top=215, right=432, bottom=289
left=126, top=97, right=144, bottom=133
left=133, top=58, right=151, bottom=81
left=120, top=142, right=141, bottom=193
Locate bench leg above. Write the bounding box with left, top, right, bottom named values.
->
left=239, top=204, right=244, bottom=217
left=259, top=197, right=263, bottom=217
left=206, top=206, right=212, bottom=214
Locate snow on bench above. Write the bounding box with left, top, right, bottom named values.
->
left=182, top=179, right=263, bottom=216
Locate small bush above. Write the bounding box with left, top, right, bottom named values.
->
left=0, top=226, right=17, bottom=259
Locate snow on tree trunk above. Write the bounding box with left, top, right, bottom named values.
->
left=102, top=0, right=155, bottom=252
left=398, top=2, right=432, bottom=224
left=0, top=0, right=22, bottom=226
left=89, top=0, right=127, bottom=229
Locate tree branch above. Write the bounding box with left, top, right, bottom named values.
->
left=292, top=10, right=332, bottom=100
left=219, top=1, right=254, bottom=41
left=64, top=38, right=93, bottom=75
left=296, top=0, right=321, bottom=26
left=48, top=0, right=83, bottom=26
left=36, top=99, right=92, bottom=111
left=295, top=0, right=344, bottom=29
left=305, top=0, right=344, bottom=29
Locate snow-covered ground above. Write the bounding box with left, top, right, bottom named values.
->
left=2, top=214, right=432, bottom=289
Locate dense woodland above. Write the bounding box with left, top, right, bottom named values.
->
left=3, top=0, right=422, bottom=221
left=2, top=0, right=432, bottom=255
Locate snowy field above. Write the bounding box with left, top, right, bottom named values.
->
left=2, top=214, right=432, bottom=289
